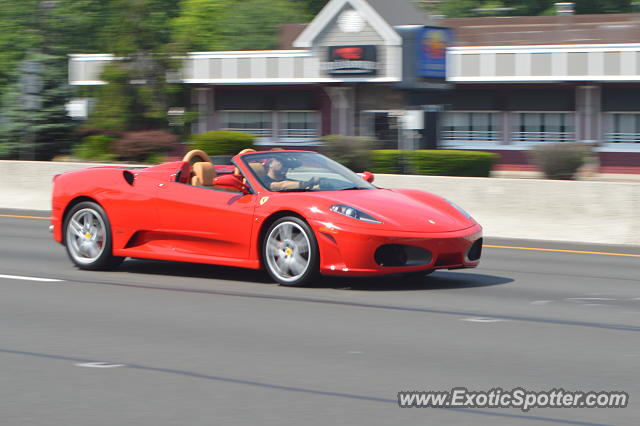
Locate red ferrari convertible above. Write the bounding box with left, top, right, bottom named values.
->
left=51, top=149, right=482, bottom=286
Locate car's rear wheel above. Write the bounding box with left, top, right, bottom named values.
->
left=263, top=217, right=318, bottom=286
left=63, top=201, right=123, bottom=270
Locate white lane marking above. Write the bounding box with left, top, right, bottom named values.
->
left=0, top=274, right=63, bottom=282
left=462, top=317, right=506, bottom=323
left=566, top=297, right=616, bottom=301
left=75, top=362, right=126, bottom=368
left=531, top=300, right=552, bottom=305
left=347, top=351, right=363, bottom=354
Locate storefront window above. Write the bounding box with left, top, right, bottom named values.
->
left=441, top=111, right=501, bottom=145
left=512, top=112, right=574, bottom=143
left=222, top=111, right=272, bottom=138
left=605, top=113, right=640, bottom=144
left=280, top=111, right=319, bottom=141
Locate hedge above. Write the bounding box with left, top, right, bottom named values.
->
left=188, top=130, right=255, bottom=156
left=370, top=150, right=499, bottom=177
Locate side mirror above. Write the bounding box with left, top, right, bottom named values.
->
left=361, top=171, right=375, bottom=183
left=213, top=173, right=250, bottom=194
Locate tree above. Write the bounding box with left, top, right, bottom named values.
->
left=300, top=0, right=330, bottom=17
left=0, top=54, right=75, bottom=160
left=172, top=0, right=308, bottom=51
left=88, top=0, right=184, bottom=132
left=0, top=1, right=39, bottom=93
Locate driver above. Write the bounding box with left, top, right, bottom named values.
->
left=264, top=157, right=320, bottom=191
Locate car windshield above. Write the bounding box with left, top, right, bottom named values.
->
left=241, top=151, right=376, bottom=192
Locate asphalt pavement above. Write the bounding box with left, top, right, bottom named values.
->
left=1, top=209, right=639, bottom=426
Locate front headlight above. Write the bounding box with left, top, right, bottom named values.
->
left=330, top=204, right=382, bottom=224
left=446, top=199, right=472, bottom=220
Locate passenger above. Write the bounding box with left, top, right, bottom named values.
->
left=264, top=157, right=320, bottom=191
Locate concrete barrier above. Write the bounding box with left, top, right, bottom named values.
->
left=375, top=175, right=640, bottom=245
left=2, top=160, right=639, bottom=245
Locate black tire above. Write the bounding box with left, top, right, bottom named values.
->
left=63, top=201, right=124, bottom=270
left=263, top=216, right=319, bottom=286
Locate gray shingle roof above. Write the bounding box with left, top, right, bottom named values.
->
left=365, top=0, right=429, bottom=26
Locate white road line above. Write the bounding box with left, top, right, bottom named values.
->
left=566, top=297, right=616, bottom=301
left=462, top=317, right=506, bottom=323
left=0, top=274, right=63, bottom=282
left=530, top=300, right=552, bottom=305
left=75, top=362, right=126, bottom=368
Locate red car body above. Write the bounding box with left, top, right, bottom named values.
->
left=51, top=150, right=482, bottom=279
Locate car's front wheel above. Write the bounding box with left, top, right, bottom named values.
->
left=263, top=217, right=318, bottom=286
left=63, top=201, right=123, bottom=270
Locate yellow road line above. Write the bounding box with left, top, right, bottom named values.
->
left=485, top=244, right=640, bottom=258
left=0, top=214, right=50, bottom=220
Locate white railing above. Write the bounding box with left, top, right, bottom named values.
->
left=441, top=130, right=501, bottom=142
left=280, top=128, right=319, bottom=139
left=605, top=133, right=640, bottom=143
left=224, top=128, right=272, bottom=138
left=512, top=131, right=574, bottom=143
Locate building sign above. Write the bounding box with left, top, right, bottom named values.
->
left=417, top=27, right=453, bottom=79
left=323, top=45, right=377, bottom=75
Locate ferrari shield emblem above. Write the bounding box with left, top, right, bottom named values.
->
left=260, top=196, right=270, bottom=206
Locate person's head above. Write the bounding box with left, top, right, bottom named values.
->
left=265, top=157, right=289, bottom=179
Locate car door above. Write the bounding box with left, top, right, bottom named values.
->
left=154, top=181, right=257, bottom=260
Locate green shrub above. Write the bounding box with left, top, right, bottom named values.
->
left=319, top=135, right=377, bottom=172
left=369, top=150, right=404, bottom=174
left=72, top=135, right=118, bottom=162
left=370, top=150, right=499, bottom=177
left=529, top=143, right=591, bottom=180
left=188, top=130, right=255, bottom=156
left=411, top=150, right=498, bottom=177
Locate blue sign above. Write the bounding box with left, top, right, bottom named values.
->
left=417, top=27, right=453, bottom=79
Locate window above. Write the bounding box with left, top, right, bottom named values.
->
left=512, top=112, right=574, bottom=143
left=222, top=111, right=272, bottom=138
left=280, top=111, right=319, bottom=141
left=441, top=111, right=501, bottom=145
left=220, top=110, right=320, bottom=144
left=605, top=113, right=640, bottom=144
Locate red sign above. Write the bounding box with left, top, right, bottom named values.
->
left=333, top=47, right=363, bottom=60
left=324, top=45, right=377, bottom=75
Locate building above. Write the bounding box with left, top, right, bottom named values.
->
left=69, top=0, right=640, bottom=173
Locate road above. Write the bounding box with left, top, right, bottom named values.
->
left=1, top=210, right=639, bottom=426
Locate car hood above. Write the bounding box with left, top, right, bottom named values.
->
left=304, top=188, right=475, bottom=233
